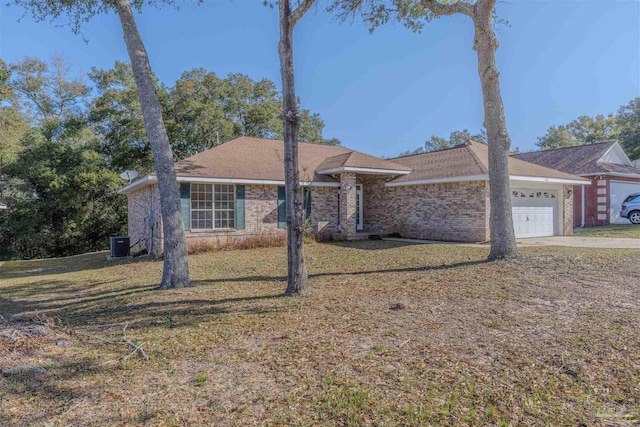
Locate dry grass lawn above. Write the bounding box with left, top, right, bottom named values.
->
left=1, top=241, right=639, bottom=426
left=573, top=224, right=640, bottom=239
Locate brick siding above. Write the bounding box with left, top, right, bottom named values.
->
left=382, top=181, right=491, bottom=242
left=126, top=184, right=340, bottom=255
left=573, top=175, right=640, bottom=227
left=563, top=185, right=574, bottom=236
left=126, top=176, right=574, bottom=253
left=127, top=185, right=163, bottom=255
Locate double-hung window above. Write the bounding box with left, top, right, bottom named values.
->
left=190, top=184, right=236, bottom=229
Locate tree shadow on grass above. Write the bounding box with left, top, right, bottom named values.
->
left=193, top=259, right=489, bottom=284
left=0, top=355, right=134, bottom=427
left=2, top=259, right=488, bottom=330
left=0, top=251, right=160, bottom=280
left=327, top=239, right=484, bottom=251
left=0, top=280, right=156, bottom=317
left=66, top=293, right=286, bottom=328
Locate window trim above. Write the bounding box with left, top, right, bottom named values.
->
left=190, top=183, right=237, bottom=230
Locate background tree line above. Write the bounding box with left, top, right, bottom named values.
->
left=394, top=97, right=639, bottom=159
left=535, top=98, right=639, bottom=160
left=0, top=55, right=338, bottom=260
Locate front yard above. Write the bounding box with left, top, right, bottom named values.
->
left=1, top=241, right=639, bottom=426
left=574, top=223, right=640, bottom=239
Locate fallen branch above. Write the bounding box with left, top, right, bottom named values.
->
left=77, top=323, right=148, bottom=362
left=399, top=338, right=412, bottom=348
left=429, top=302, right=445, bottom=313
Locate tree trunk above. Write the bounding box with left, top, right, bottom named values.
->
left=473, top=0, right=518, bottom=260
left=114, top=0, right=191, bottom=288
left=278, top=0, right=310, bottom=296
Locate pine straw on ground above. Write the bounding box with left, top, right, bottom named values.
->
left=0, top=241, right=638, bottom=426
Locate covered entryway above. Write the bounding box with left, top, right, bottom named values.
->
left=610, top=180, right=640, bottom=224
left=511, top=189, right=558, bottom=238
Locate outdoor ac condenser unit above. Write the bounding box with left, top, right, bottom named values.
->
left=110, top=236, right=131, bottom=258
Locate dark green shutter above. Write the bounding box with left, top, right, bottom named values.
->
left=277, top=186, right=286, bottom=228
left=180, top=183, right=191, bottom=231
left=304, top=187, right=312, bottom=219
left=236, top=185, right=245, bottom=230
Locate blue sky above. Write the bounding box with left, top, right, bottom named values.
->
left=1, top=1, right=638, bottom=156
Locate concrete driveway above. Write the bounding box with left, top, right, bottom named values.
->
left=515, top=236, right=639, bottom=249
left=384, top=236, right=639, bottom=249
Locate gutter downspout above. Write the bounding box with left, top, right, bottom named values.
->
left=580, top=184, right=585, bottom=227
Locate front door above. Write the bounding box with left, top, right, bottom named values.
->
left=356, top=184, right=363, bottom=231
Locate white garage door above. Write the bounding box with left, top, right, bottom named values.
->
left=511, top=189, right=557, bottom=238
left=610, top=181, right=640, bottom=224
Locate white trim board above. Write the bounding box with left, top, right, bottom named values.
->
left=385, top=174, right=589, bottom=187
left=118, top=175, right=340, bottom=194
left=316, top=166, right=411, bottom=175
left=577, top=172, right=640, bottom=179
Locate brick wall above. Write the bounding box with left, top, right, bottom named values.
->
left=337, top=173, right=357, bottom=239
left=576, top=175, right=640, bottom=227
left=563, top=185, right=574, bottom=236
left=359, top=176, right=393, bottom=233
left=572, top=183, right=583, bottom=228
left=382, top=180, right=490, bottom=242
left=311, top=186, right=339, bottom=237
left=127, top=185, right=163, bottom=255
left=126, top=184, right=339, bottom=254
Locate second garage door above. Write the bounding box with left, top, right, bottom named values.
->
left=610, top=180, right=640, bottom=224
left=511, top=189, right=557, bottom=238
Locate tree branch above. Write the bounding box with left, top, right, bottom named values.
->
left=290, top=0, right=317, bottom=26
left=420, top=0, right=475, bottom=18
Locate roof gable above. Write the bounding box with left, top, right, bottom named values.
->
left=316, top=151, right=411, bottom=173
left=513, top=141, right=640, bottom=176
left=598, top=142, right=634, bottom=167
left=390, top=141, right=588, bottom=184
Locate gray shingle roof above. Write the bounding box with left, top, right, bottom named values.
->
left=512, top=141, right=640, bottom=176
left=389, top=141, right=587, bottom=183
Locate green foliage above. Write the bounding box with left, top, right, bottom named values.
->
left=1, top=54, right=338, bottom=259
left=0, top=136, right=126, bottom=260
left=535, top=98, right=639, bottom=160
left=535, top=125, right=580, bottom=150
left=616, top=98, right=640, bottom=160
left=397, top=128, right=486, bottom=156
left=168, top=68, right=338, bottom=148
left=9, top=0, right=187, bottom=35
left=0, top=61, right=29, bottom=171
left=0, top=59, right=14, bottom=101
left=89, top=63, right=339, bottom=172
left=9, top=56, right=91, bottom=141
left=89, top=61, right=159, bottom=174
left=0, top=56, right=125, bottom=260
left=536, top=114, right=619, bottom=150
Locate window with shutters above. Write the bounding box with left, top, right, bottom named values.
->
left=191, top=184, right=236, bottom=229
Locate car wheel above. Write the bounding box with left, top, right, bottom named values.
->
left=629, top=211, right=640, bottom=224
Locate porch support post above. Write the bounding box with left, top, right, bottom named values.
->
left=339, top=172, right=357, bottom=239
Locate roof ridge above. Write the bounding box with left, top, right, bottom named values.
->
left=466, top=141, right=489, bottom=173
left=515, top=141, right=616, bottom=155
left=389, top=141, right=474, bottom=160
left=237, top=135, right=339, bottom=146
